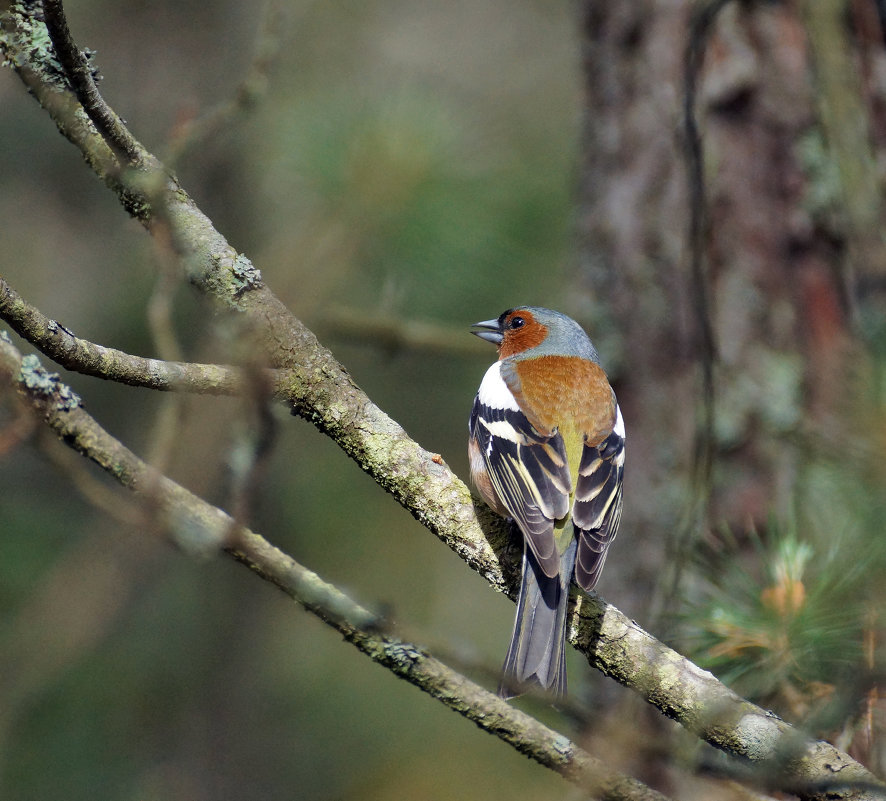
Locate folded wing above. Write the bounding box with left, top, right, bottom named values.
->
left=469, top=396, right=572, bottom=578
left=572, top=417, right=625, bottom=591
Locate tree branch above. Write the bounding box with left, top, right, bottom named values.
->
left=0, top=333, right=669, bottom=801
left=42, top=0, right=143, bottom=165
left=0, top=273, right=251, bottom=394
left=3, top=268, right=880, bottom=794
left=2, top=4, right=885, bottom=799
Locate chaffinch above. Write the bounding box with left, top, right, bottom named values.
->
left=469, top=306, right=625, bottom=699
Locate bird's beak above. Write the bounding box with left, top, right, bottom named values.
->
left=471, top=318, right=503, bottom=345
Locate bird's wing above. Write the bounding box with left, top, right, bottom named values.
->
left=572, top=408, right=625, bottom=591
left=470, top=394, right=571, bottom=578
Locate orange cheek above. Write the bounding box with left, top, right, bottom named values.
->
left=498, top=323, right=547, bottom=358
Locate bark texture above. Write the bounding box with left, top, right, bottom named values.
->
left=577, top=0, right=885, bottom=603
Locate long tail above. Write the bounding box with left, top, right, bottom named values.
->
left=499, top=539, right=576, bottom=699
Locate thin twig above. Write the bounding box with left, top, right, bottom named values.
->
left=165, top=0, right=285, bottom=165
left=42, top=0, right=143, bottom=165
left=322, top=305, right=491, bottom=357
left=41, top=433, right=145, bottom=526
left=225, top=364, right=279, bottom=527
left=144, top=242, right=188, bottom=470
left=684, top=0, right=726, bottom=445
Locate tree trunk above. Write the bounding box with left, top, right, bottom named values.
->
left=575, top=0, right=886, bottom=611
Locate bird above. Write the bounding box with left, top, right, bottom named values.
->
left=468, top=306, right=625, bottom=699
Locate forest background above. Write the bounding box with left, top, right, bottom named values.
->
left=2, top=2, right=886, bottom=800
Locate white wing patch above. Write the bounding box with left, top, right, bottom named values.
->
left=613, top=405, right=625, bottom=439
left=478, top=362, right=520, bottom=411
left=481, top=418, right=523, bottom=445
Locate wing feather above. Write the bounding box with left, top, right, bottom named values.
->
left=470, top=395, right=571, bottom=578
left=573, top=423, right=625, bottom=591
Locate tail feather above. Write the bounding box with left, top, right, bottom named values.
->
left=499, top=540, right=576, bottom=699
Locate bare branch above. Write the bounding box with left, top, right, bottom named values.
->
left=42, top=0, right=143, bottom=164
left=0, top=273, right=247, bottom=394
left=0, top=334, right=670, bottom=801
left=323, top=305, right=491, bottom=357
left=670, top=0, right=731, bottom=604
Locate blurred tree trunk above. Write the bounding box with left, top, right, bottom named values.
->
left=575, top=1, right=886, bottom=777
left=575, top=1, right=886, bottom=612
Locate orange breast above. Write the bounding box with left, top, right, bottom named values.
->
left=512, top=356, right=615, bottom=445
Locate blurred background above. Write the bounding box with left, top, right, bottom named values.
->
left=3, top=1, right=886, bottom=799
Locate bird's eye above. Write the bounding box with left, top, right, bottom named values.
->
left=510, top=316, right=525, bottom=329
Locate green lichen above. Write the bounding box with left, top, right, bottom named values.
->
left=551, top=734, right=572, bottom=757
left=0, top=3, right=67, bottom=86
left=201, top=251, right=262, bottom=301
left=19, top=353, right=81, bottom=411
left=230, top=253, right=262, bottom=296
left=384, top=640, right=424, bottom=669
left=119, top=187, right=152, bottom=222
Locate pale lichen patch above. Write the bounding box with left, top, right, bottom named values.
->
left=18, top=353, right=81, bottom=411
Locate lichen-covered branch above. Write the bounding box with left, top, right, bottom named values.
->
left=2, top=3, right=885, bottom=799
left=0, top=273, right=252, bottom=394
left=0, top=334, right=669, bottom=801
left=0, top=0, right=499, bottom=591
left=41, top=0, right=142, bottom=164
left=573, top=598, right=884, bottom=800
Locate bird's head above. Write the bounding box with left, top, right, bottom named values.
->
left=471, top=307, right=599, bottom=363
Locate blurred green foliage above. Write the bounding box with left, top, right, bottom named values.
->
left=683, top=359, right=886, bottom=739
